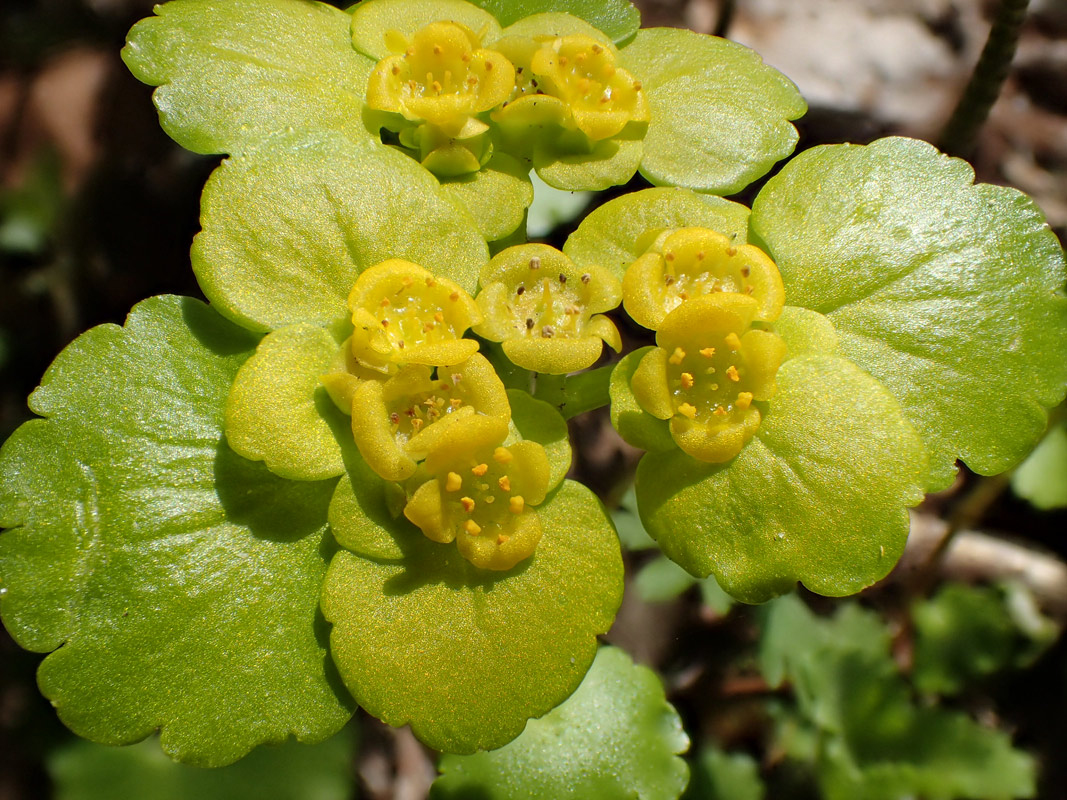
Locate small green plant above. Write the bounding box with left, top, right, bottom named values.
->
left=1, top=0, right=1064, bottom=795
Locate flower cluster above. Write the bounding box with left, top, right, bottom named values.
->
left=317, top=258, right=562, bottom=570
left=363, top=9, right=649, bottom=178
left=622, top=226, right=787, bottom=462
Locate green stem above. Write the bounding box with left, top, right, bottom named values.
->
left=532, top=365, right=614, bottom=419
left=938, top=0, right=1030, bottom=158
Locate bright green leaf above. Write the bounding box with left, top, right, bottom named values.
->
left=350, top=0, right=502, bottom=60
left=431, top=646, right=689, bottom=799
left=751, top=137, right=1067, bottom=491
left=50, top=726, right=356, bottom=800
left=506, top=389, right=572, bottom=490
left=622, top=29, right=805, bottom=195
left=612, top=487, right=657, bottom=551
left=471, top=0, right=641, bottom=44
left=565, top=188, right=751, bottom=282
left=684, top=748, right=765, bottom=800
left=440, top=154, right=533, bottom=242
left=534, top=135, right=643, bottom=192
left=225, top=324, right=345, bottom=481
left=321, top=479, right=623, bottom=753
left=637, top=355, right=927, bottom=603
left=0, top=296, right=352, bottom=766
left=193, top=130, right=488, bottom=332
left=1012, top=417, right=1067, bottom=510
left=122, top=0, right=372, bottom=156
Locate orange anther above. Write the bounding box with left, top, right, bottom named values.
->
left=713, top=406, right=728, bottom=417
left=680, top=372, right=695, bottom=389
left=472, top=463, right=489, bottom=477
left=464, top=519, right=482, bottom=535
left=700, top=347, right=715, bottom=358
left=726, top=365, right=740, bottom=382
left=497, top=534, right=510, bottom=544
left=677, top=403, right=697, bottom=420
left=668, top=347, right=686, bottom=365
left=449, top=291, right=460, bottom=301
left=498, top=475, right=511, bottom=492
left=460, top=496, right=476, bottom=513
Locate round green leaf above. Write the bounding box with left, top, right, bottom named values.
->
left=471, top=0, right=641, bottom=44
left=636, top=354, right=927, bottom=603
left=50, top=727, right=356, bottom=800
left=751, top=137, right=1067, bottom=490
left=685, top=748, right=765, bottom=800
left=565, top=187, right=751, bottom=282
left=534, top=136, right=643, bottom=193
left=193, top=130, right=489, bottom=332
left=225, top=324, right=345, bottom=481
left=122, top=0, right=373, bottom=156
left=0, top=296, right=352, bottom=765
left=440, top=154, right=533, bottom=242
left=327, top=442, right=411, bottom=561
left=321, top=479, right=623, bottom=753
left=621, top=29, right=806, bottom=195
left=431, top=646, right=689, bottom=800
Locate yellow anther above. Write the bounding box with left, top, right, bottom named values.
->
left=433, top=44, right=442, bottom=55
left=696, top=251, right=705, bottom=260
left=736, top=392, right=753, bottom=410
left=559, top=55, right=568, bottom=66
left=426, top=276, right=436, bottom=287
left=633, top=81, right=642, bottom=91
left=493, top=447, right=513, bottom=464
left=485, top=60, right=494, bottom=71
left=472, top=463, right=489, bottom=477
left=432, top=80, right=442, bottom=93
left=446, top=472, right=462, bottom=492
left=410, top=417, right=424, bottom=432
left=497, top=534, right=510, bottom=544
left=665, top=252, right=675, bottom=262
left=726, top=365, right=740, bottom=382
left=450, top=397, right=463, bottom=409
left=668, top=347, right=686, bottom=365
left=700, top=347, right=716, bottom=358
left=677, top=403, right=697, bottom=420
left=460, top=496, right=476, bottom=512
left=726, top=246, right=737, bottom=257
left=423, top=321, right=435, bottom=332
left=592, top=44, right=603, bottom=54
left=434, top=312, right=444, bottom=323
left=380, top=298, right=390, bottom=307
left=449, top=291, right=460, bottom=301
left=391, top=64, right=400, bottom=75
left=509, top=496, right=525, bottom=514
left=680, top=372, right=695, bottom=389
left=725, top=333, right=742, bottom=351
left=464, top=519, right=482, bottom=535
left=401, top=275, right=414, bottom=286
left=498, top=475, right=511, bottom=492
left=713, top=406, right=728, bottom=417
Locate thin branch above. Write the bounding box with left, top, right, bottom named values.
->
left=938, top=0, right=1030, bottom=157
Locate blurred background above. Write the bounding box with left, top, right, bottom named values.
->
left=2, top=0, right=1067, bottom=798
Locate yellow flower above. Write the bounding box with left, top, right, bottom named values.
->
left=623, top=227, right=785, bottom=330
left=403, top=417, right=551, bottom=570
left=474, top=244, right=622, bottom=373
left=492, top=33, right=649, bottom=143
left=348, top=259, right=482, bottom=372
left=631, top=293, right=786, bottom=462
left=348, top=354, right=511, bottom=482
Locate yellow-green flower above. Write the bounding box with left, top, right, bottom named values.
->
left=474, top=243, right=622, bottom=373
left=632, top=293, right=786, bottom=462
left=348, top=259, right=482, bottom=372
left=365, top=21, right=515, bottom=174
left=347, top=354, right=511, bottom=482
left=492, top=33, right=649, bottom=144
left=403, top=416, right=551, bottom=570
left=623, top=227, right=785, bottom=330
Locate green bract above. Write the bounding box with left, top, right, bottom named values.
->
left=431, top=646, right=689, bottom=798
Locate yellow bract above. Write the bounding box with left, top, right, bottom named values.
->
left=492, top=33, right=649, bottom=142
left=403, top=416, right=551, bottom=570
left=348, top=259, right=482, bottom=371
left=632, top=293, right=786, bottom=463
left=623, top=227, right=785, bottom=330
left=349, top=354, right=511, bottom=481
left=474, top=243, right=622, bottom=373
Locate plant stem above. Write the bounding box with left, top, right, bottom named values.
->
left=938, top=0, right=1030, bottom=158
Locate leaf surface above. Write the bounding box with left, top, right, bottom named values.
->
left=321, top=479, right=623, bottom=753
left=0, top=297, right=351, bottom=765
left=431, top=646, right=689, bottom=799
left=472, top=0, right=641, bottom=43
left=193, top=130, right=488, bottom=332
left=123, top=0, right=372, bottom=155
left=751, top=137, right=1067, bottom=490
left=637, top=355, right=926, bottom=602
left=622, top=29, right=805, bottom=195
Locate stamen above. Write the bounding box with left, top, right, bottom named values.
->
left=460, top=497, right=475, bottom=513
left=725, top=333, right=742, bottom=351
left=509, top=496, right=525, bottom=514
left=449, top=291, right=460, bottom=301
left=464, top=519, right=482, bottom=535
left=446, top=472, right=462, bottom=492
left=700, top=347, right=715, bottom=358
left=736, top=392, right=753, bottom=410
left=410, top=418, right=423, bottom=432
left=493, top=447, right=513, bottom=464
left=529, top=256, right=541, bottom=270
left=497, top=534, right=510, bottom=544
left=668, top=347, right=686, bottom=365
left=677, top=403, right=697, bottom=419
left=713, top=406, right=728, bottom=417
left=581, top=273, right=591, bottom=284
left=726, top=365, right=740, bottom=382
left=542, top=325, right=554, bottom=338
left=680, top=372, right=694, bottom=389
left=472, top=463, right=489, bottom=477
left=498, top=475, right=511, bottom=492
